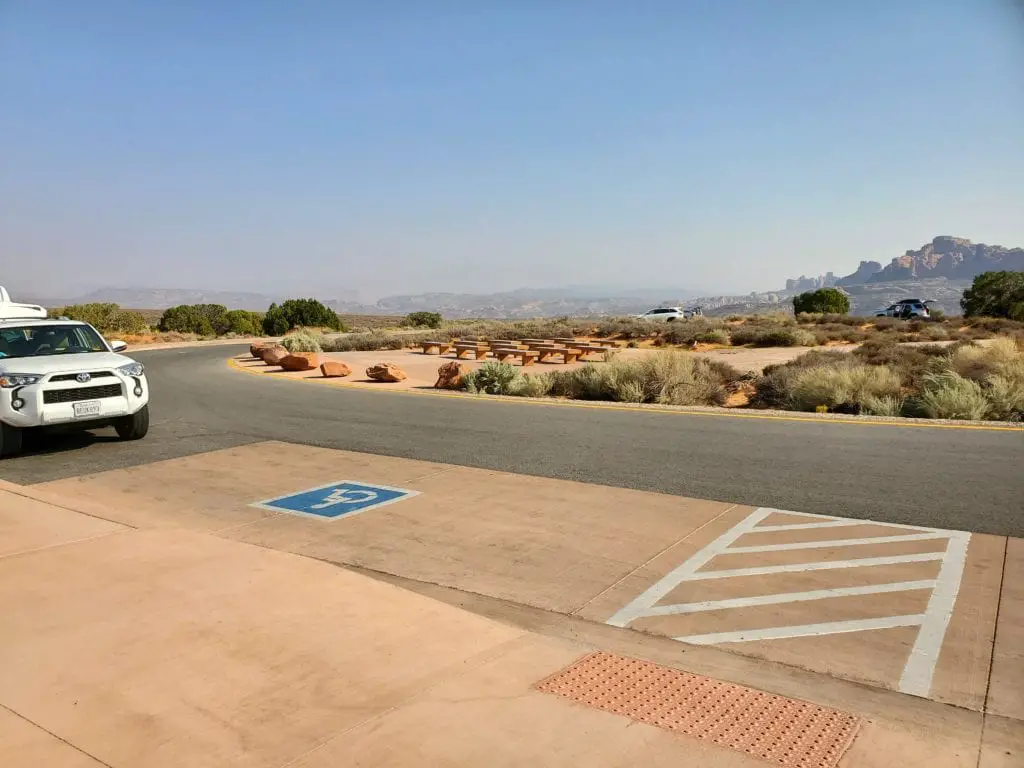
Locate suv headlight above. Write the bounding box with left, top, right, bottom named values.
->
left=117, top=361, right=145, bottom=377
left=0, top=373, right=42, bottom=388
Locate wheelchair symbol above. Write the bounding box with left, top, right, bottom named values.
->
left=310, top=488, right=379, bottom=510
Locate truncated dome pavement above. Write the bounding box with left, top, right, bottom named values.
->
left=535, top=652, right=861, bottom=768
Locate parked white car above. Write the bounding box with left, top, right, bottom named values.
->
left=0, top=291, right=150, bottom=457
left=634, top=307, right=703, bottom=322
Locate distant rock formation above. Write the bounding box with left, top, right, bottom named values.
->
left=785, top=273, right=837, bottom=292
left=787, top=237, right=1023, bottom=292
left=836, top=261, right=883, bottom=286
left=868, top=237, right=1024, bottom=282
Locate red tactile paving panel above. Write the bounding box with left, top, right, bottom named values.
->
left=535, top=652, right=860, bottom=768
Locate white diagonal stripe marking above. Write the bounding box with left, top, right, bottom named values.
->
left=676, top=615, right=926, bottom=645
left=688, top=552, right=945, bottom=580
left=641, top=580, right=938, bottom=616
left=726, top=532, right=950, bottom=553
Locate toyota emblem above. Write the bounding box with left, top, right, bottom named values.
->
left=76, top=372, right=91, bottom=383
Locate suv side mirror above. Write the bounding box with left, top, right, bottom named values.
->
left=110, top=340, right=128, bottom=352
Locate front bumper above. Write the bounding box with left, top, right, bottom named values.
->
left=0, top=374, right=149, bottom=429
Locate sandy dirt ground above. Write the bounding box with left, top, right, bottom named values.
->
left=233, top=345, right=836, bottom=391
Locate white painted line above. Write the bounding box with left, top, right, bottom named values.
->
left=753, top=509, right=944, bottom=533
left=642, top=580, right=938, bottom=616
left=605, top=507, right=774, bottom=627
left=752, top=520, right=864, bottom=532
left=676, top=615, right=926, bottom=645
left=688, top=552, right=945, bottom=580
left=898, top=531, right=971, bottom=697
left=726, top=532, right=950, bottom=554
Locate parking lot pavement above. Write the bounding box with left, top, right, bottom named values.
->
left=28, top=441, right=1021, bottom=715
left=6, top=459, right=1021, bottom=767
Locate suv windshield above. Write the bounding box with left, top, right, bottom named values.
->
left=0, top=325, right=108, bottom=359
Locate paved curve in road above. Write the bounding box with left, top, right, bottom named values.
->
left=2, top=344, right=1021, bottom=536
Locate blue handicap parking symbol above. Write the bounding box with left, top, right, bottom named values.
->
left=252, top=481, right=417, bottom=520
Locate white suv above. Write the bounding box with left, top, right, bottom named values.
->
left=0, top=318, right=150, bottom=457
left=635, top=307, right=703, bottom=322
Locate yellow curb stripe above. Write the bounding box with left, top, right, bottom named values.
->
left=226, top=357, right=1023, bottom=432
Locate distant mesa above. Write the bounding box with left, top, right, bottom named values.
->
left=787, top=237, right=1024, bottom=291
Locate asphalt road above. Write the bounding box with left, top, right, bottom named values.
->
left=2, top=344, right=1021, bottom=536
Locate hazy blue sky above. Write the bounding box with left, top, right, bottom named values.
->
left=2, top=1, right=1022, bottom=301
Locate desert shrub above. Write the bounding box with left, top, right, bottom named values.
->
left=56, top=303, right=148, bottom=334
left=224, top=310, right=264, bottom=336
left=753, top=350, right=865, bottom=409
left=961, top=271, right=1024, bottom=319
left=785, top=364, right=903, bottom=413
left=695, top=328, right=733, bottom=346
left=320, top=330, right=433, bottom=352
left=730, top=327, right=817, bottom=347
left=793, top=289, right=851, bottom=315
left=545, top=352, right=740, bottom=406
left=660, top=317, right=726, bottom=345
left=913, top=372, right=990, bottom=420
left=55, top=302, right=119, bottom=329
left=280, top=330, right=323, bottom=353
left=984, top=369, right=1024, bottom=421
left=469, top=361, right=523, bottom=395
left=859, top=394, right=906, bottom=417
left=402, top=311, right=443, bottom=329
left=811, top=324, right=866, bottom=344
left=509, top=373, right=553, bottom=398
left=105, top=309, right=148, bottom=335
left=593, top=317, right=653, bottom=340
left=797, top=313, right=867, bottom=327
left=947, top=338, right=1021, bottom=381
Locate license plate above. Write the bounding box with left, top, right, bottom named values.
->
left=73, top=400, right=102, bottom=418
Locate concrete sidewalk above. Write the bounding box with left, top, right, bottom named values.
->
left=1, top=446, right=1021, bottom=767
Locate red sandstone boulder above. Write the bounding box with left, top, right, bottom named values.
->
left=434, top=361, right=470, bottom=389
left=261, top=344, right=289, bottom=365
left=279, top=352, right=321, bottom=372
left=320, top=360, right=353, bottom=378
left=366, top=362, right=408, bottom=382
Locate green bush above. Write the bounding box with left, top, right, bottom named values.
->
left=105, top=309, right=148, bottom=335
left=224, top=310, right=264, bottom=336
left=793, top=288, right=851, bottom=315
left=961, top=271, right=1024, bottom=319
left=54, top=303, right=119, bottom=331
left=280, top=331, right=323, bottom=353
left=158, top=304, right=224, bottom=335
left=262, top=304, right=290, bottom=336
left=276, top=298, right=344, bottom=330
left=466, top=361, right=523, bottom=395
left=403, top=311, right=443, bottom=329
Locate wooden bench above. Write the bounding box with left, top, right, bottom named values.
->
left=494, top=348, right=538, bottom=366
left=591, top=338, right=622, bottom=347
left=421, top=340, right=453, bottom=355
left=574, top=345, right=613, bottom=359
left=535, top=347, right=579, bottom=364
left=452, top=343, right=490, bottom=360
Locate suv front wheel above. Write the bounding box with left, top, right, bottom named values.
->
left=115, top=405, right=149, bottom=441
